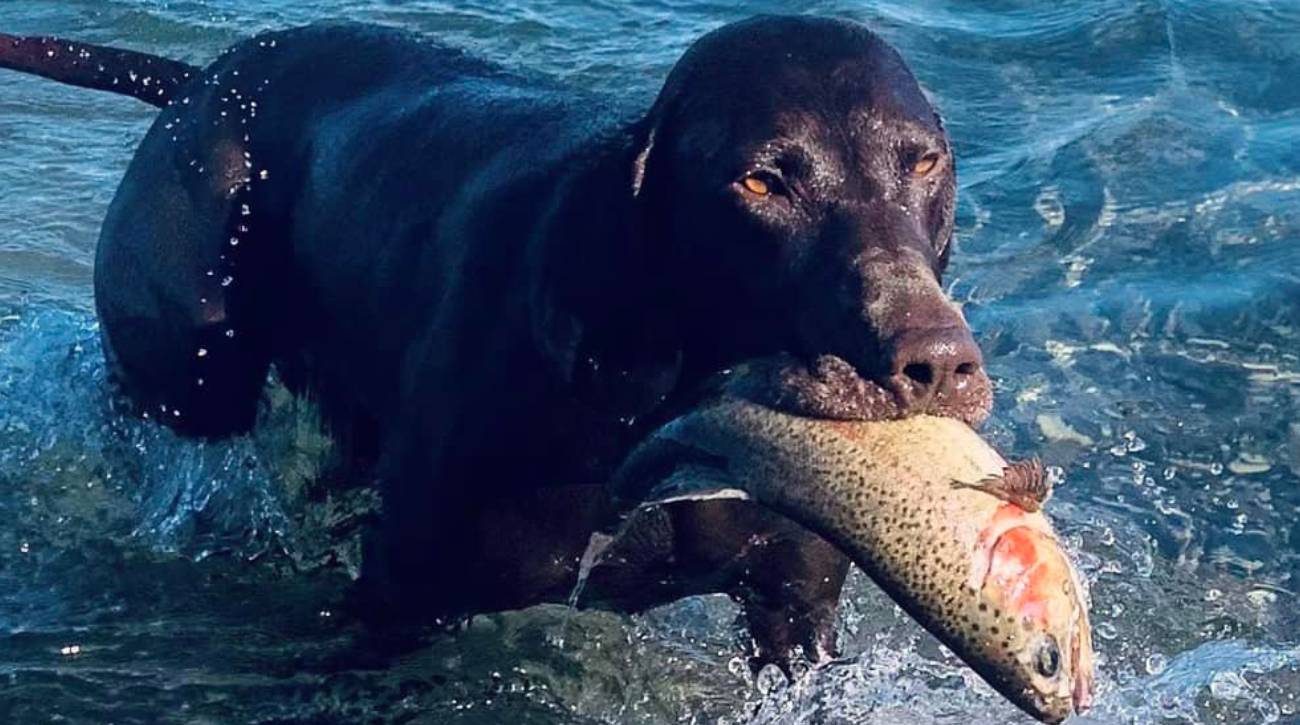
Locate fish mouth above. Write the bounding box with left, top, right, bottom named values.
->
left=1072, top=627, right=1093, bottom=713
left=1067, top=568, right=1096, bottom=715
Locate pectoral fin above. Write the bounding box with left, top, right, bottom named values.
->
left=952, top=458, right=1051, bottom=512
left=640, top=466, right=751, bottom=506
left=611, top=433, right=745, bottom=508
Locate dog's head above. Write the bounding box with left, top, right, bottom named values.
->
left=629, top=15, right=991, bottom=425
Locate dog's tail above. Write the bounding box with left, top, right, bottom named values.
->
left=0, top=33, right=199, bottom=108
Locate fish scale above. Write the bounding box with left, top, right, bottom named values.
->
left=615, top=396, right=1094, bottom=723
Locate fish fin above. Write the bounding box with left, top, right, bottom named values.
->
left=611, top=434, right=741, bottom=507
left=952, top=458, right=1050, bottom=512
left=640, top=465, right=751, bottom=506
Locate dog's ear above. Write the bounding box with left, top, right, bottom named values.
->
left=530, top=115, right=683, bottom=420
left=930, top=112, right=957, bottom=276
left=631, top=123, right=656, bottom=199
left=628, top=88, right=680, bottom=204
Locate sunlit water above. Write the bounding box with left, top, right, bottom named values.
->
left=2, top=1, right=1299, bottom=723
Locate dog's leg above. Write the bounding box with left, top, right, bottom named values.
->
left=663, top=500, right=851, bottom=672
left=574, top=499, right=850, bottom=670
left=96, top=95, right=286, bottom=438
left=735, top=534, right=850, bottom=673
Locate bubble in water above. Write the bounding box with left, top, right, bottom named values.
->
left=1145, top=653, right=1168, bottom=675
left=1034, top=187, right=1066, bottom=227
left=754, top=664, right=787, bottom=696
left=1095, top=622, right=1118, bottom=640
left=1246, top=589, right=1277, bottom=608
left=1099, top=527, right=1116, bottom=546
left=1210, top=670, right=1249, bottom=700
left=1132, top=545, right=1155, bottom=577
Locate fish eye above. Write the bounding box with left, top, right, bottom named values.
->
left=1035, top=636, right=1061, bottom=678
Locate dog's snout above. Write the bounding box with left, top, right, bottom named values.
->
left=887, top=324, right=984, bottom=412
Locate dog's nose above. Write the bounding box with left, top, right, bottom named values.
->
left=886, top=325, right=984, bottom=413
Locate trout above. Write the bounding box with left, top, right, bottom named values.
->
left=611, top=370, right=1095, bottom=723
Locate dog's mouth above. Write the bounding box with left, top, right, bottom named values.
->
left=726, top=354, right=992, bottom=427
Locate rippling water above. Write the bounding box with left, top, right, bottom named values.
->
left=2, top=1, right=1299, bottom=723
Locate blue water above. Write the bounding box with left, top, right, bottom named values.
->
left=2, top=1, right=1299, bottom=723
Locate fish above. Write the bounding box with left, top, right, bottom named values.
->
left=610, top=369, right=1095, bottom=723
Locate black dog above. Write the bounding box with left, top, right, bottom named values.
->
left=1, top=16, right=992, bottom=667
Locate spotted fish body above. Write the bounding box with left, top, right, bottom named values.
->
left=613, top=396, right=1094, bottom=723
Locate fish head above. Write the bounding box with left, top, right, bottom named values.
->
left=964, top=505, right=1095, bottom=723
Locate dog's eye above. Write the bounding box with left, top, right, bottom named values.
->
left=738, top=172, right=784, bottom=198
left=912, top=153, right=941, bottom=178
